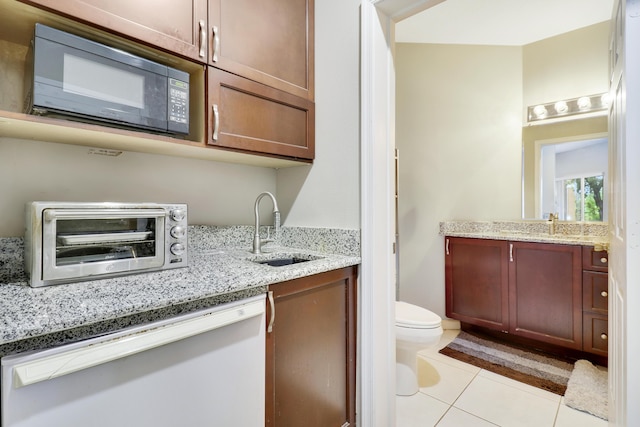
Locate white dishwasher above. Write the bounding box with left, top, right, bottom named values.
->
left=1, top=295, right=265, bottom=427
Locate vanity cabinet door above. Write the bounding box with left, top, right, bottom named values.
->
left=508, top=242, right=583, bottom=350
left=445, top=237, right=510, bottom=332
left=265, top=266, right=357, bottom=427
left=19, top=0, right=208, bottom=62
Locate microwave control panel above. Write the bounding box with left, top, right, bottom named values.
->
left=168, top=73, right=190, bottom=135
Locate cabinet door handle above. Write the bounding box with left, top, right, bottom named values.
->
left=198, top=20, right=206, bottom=58
left=212, top=104, right=219, bottom=141
left=601, top=333, right=608, bottom=340
left=509, top=243, right=514, bottom=262
left=601, top=290, right=608, bottom=298
left=211, top=25, right=219, bottom=62
left=445, top=238, right=450, bottom=255
left=267, top=290, right=275, bottom=333
left=600, top=257, right=608, bottom=264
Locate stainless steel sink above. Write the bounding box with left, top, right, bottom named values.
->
left=257, top=257, right=313, bottom=267
left=248, top=252, right=323, bottom=267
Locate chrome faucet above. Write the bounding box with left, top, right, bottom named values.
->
left=252, top=191, right=280, bottom=254
left=547, top=212, right=558, bottom=235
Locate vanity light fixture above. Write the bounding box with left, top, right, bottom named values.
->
left=527, top=92, right=609, bottom=122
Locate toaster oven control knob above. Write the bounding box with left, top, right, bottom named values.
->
left=170, top=243, right=186, bottom=256
left=170, top=209, right=186, bottom=222
left=170, top=226, right=186, bottom=239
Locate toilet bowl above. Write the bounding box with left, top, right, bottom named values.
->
left=395, top=301, right=443, bottom=396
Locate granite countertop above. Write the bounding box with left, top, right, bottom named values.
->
left=0, top=226, right=360, bottom=356
left=439, top=220, right=609, bottom=247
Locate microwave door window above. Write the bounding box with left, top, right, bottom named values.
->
left=63, top=54, right=145, bottom=109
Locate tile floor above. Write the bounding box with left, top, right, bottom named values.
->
left=396, top=330, right=608, bottom=427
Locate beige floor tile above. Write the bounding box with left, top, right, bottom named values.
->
left=436, top=407, right=499, bottom=426
left=454, top=374, right=560, bottom=427
left=417, top=355, right=478, bottom=405
left=554, top=398, right=608, bottom=427
left=396, top=392, right=450, bottom=427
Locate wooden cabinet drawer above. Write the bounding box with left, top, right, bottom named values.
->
left=583, top=271, right=609, bottom=313
left=582, top=246, right=609, bottom=272
left=583, top=313, right=608, bottom=355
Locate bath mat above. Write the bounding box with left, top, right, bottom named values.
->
left=439, top=331, right=573, bottom=395
left=564, top=359, right=608, bottom=420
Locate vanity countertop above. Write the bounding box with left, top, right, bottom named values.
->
left=0, top=226, right=360, bottom=355
left=440, top=220, right=608, bottom=247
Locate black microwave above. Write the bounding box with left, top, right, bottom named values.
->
left=24, top=24, right=189, bottom=135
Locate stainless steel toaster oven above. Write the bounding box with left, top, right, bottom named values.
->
left=24, top=202, right=188, bottom=287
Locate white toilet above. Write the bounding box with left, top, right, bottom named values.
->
left=395, top=301, right=443, bottom=396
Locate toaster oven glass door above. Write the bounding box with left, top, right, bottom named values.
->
left=41, top=209, right=166, bottom=282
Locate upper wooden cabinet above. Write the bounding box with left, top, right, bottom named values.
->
left=207, top=67, right=314, bottom=160
left=9, top=0, right=315, bottom=164
left=208, top=0, right=314, bottom=100
left=19, top=0, right=209, bottom=62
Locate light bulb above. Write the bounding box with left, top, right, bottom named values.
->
left=577, top=97, right=591, bottom=110
left=533, top=105, right=547, bottom=118
left=554, top=101, right=568, bottom=114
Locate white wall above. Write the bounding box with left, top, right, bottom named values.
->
left=0, top=138, right=277, bottom=237
left=0, top=0, right=362, bottom=237
left=276, top=0, right=361, bottom=229
left=523, top=22, right=610, bottom=120
left=395, top=43, right=523, bottom=317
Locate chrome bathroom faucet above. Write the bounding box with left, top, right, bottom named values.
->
left=252, top=191, right=280, bottom=254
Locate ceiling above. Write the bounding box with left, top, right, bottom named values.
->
left=395, top=0, right=614, bottom=46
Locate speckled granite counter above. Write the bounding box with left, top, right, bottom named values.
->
left=0, top=226, right=360, bottom=357
left=440, top=220, right=608, bottom=246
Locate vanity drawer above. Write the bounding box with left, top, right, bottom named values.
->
left=583, top=247, right=608, bottom=272
left=583, top=313, right=608, bottom=355
left=583, top=271, right=609, bottom=313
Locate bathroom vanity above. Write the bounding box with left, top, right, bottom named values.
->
left=441, top=220, right=609, bottom=365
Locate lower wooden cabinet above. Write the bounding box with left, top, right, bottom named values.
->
left=445, top=236, right=608, bottom=361
left=508, top=241, right=583, bottom=349
left=582, top=247, right=609, bottom=357
left=445, top=238, right=509, bottom=331
left=265, top=266, right=357, bottom=427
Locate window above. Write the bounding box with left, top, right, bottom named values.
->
left=555, top=174, right=605, bottom=221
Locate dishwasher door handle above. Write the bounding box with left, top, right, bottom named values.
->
left=11, top=299, right=265, bottom=388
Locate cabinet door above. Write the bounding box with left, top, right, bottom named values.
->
left=508, top=242, right=582, bottom=349
left=266, top=267, right=357, bottom=427
left=445, top=237, right=509, bottom=332
left=207, top=67, right=314, bottom=160
left=208, top=0, right=314, bottom=100
left=20, top=0, right=208, bottom=62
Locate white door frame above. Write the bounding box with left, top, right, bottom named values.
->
left=359, top=1, right=444, bottom=425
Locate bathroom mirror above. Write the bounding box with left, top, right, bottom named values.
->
left=521, top=115, right=608, bottom=220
